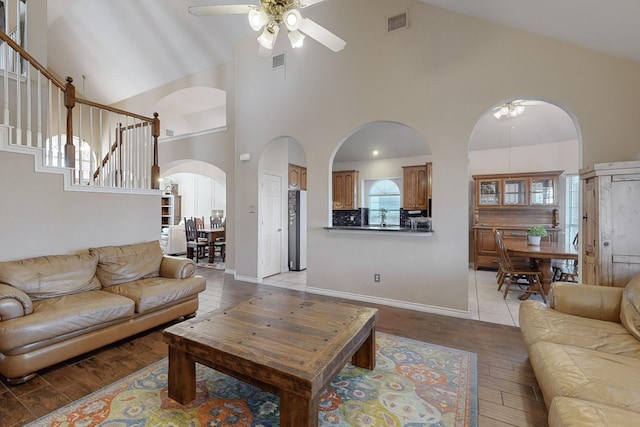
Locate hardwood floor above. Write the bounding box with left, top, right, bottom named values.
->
left=0, top=267, right=548, bottom=427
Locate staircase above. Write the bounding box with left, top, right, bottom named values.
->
left=0, top=18, right=160, bottom=193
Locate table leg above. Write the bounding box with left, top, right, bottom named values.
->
left=538, top=258, right=553, bottom=295
left=279, top=392, right=317, bottom=427
left=167, top=346, right=196, bottom=404
left=351, top=328, right=376, bottom=370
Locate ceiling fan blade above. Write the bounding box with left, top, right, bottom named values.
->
left=188, top=5, right=253, bottom=16
left=298, top=17, right=346, bottom=52
left=299, top=0, right=326, bottom=7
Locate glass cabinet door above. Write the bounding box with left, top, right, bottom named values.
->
left=530, top=178, right=556, bottom=205
left=478, top=180, right=500, bottom=205
left=503, top=179, right=526, bottom=205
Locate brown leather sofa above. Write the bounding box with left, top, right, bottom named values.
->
left=0, top=241, right=206, bottom=384
left=519, top=273, right=640, bottom=426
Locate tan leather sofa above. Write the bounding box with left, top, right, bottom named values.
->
left=519, top=273, right=640, bottom=426
left=0, top=241, right=206, bottom=384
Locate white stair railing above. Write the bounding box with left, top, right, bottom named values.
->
left=0, top=1, right=160, bottom=191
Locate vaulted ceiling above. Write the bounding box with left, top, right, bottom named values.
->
left=45, top=0, right=639, bottom=156
left=47, top=0, right=640, bottom=106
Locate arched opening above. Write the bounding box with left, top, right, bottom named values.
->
left=330, top=121, right=431, bottom=228
left=467, top=97, right=581, bottom=324
left=154, top=87, right=227, bottom=138
left=159, top=160, right=226, bottom=261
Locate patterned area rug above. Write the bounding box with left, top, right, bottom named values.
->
left=27, top=333, right=477, bottom=426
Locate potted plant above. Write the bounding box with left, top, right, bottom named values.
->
left=526, top=225, right=548, bottom=246
left=379, top=208, right=388, bottom=226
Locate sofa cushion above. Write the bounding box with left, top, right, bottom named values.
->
left=519, top=300, right=640, bottom=358
left=529, top=341, right=640, bottom=411
left=620, top=273, right=640, bottom=340
left=90, top=241, right=163, bottom=287
left=0, top=253, right=101, bottom=301
left=548, top=397, right=640, bottom=427
left=104, top=275, right=206, bottom=314
left=0, top=290, right=134, bottom=352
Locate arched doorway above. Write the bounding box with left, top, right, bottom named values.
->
left=467, top=97, right=582, bottom=324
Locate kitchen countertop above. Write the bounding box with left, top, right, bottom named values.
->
left=324, top=225, right=433, bottom=235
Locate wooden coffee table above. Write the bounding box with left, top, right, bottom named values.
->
left=162, top=292, right=378, bottom=427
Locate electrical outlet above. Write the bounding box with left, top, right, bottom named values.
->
left=374, top=273, right=381, bottom=282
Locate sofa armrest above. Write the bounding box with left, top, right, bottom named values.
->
left=159, top=256, right=197, bottom=279
left=0, top=283, right=33, bottom=320
left=550, top=282, right=623, bottom=322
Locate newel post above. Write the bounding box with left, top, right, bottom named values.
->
left=64, top=76, right=76, bottom=168
left=151, top=112, right=160, bottom=189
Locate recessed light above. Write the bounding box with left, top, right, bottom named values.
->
left=372, top=150, right=379, bottom=156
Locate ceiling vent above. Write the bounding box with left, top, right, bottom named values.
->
left=387, top=12, right=408, bottom=33
left=272, top=53, right=285, bottom=69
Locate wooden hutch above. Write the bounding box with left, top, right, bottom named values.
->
left=580, top=160, right=640, bottom=287
left=472, top=170, right=563, bottom=270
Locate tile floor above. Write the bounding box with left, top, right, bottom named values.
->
left=262, top=268, right=546, bottom=327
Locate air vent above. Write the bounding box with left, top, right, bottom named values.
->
left=272, top=53, right=285, bottom=69
left=165, top=129, right=174, bottom=137
left=387, top=12, right=408, bottom=33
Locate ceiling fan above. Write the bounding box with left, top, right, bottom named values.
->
left=492, top=100, right=545, bottom=119
left=188, top=0, right=346, bottom=56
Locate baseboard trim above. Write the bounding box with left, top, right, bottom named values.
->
left=305, top=287, right=471, bottom=319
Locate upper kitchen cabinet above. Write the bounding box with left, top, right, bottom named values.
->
left=332, top=170, right=359, bottom=210
left=474, top=171, right=562, bottom=207
left=288, top=164, right=307, bottom=190
left=402, top=163, right=432, bottom=211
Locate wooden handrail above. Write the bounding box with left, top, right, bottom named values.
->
left=0, top=30, right=65, bottom=90
left=1, top=28, right=160, bottom=189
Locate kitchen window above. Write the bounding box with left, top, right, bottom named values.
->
left=367, top=179, right=401, bottom=225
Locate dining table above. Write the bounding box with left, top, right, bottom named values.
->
left=506, top=239, right=579, bottom=298
left=197, top=227, right=225, bottom=263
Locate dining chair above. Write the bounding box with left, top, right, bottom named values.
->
left=492, top=228, right=532, bottom=291
left=184, top=218, right=208, bottom=263
left=552, top=233, right=579, bottom=282
left=209, top=216, right=226, bottom=262
left=494, top=228, right=546, bottom=302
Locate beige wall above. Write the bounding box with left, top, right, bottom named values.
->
left=0, top=150, right=159, bottom=261
left=230, top=0, right=640, bottom=315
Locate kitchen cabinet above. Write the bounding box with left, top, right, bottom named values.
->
left=472, top=170, right=563, bottom=270
left=332, top=170, right=358, bottom=210
left=580, top=160, right=640, bottom=287
left=402, top=163, right=432, bottom=211
left=288, top=164, right=307, bottom=190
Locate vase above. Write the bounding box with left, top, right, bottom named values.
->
left=527, top=235, right=541, bottom=246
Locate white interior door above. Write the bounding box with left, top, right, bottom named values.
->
left=262, top=173, right=282, bottom=278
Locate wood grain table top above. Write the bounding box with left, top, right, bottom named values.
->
left=163, top=292, right=378, bottom=396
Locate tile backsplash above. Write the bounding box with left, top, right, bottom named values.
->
left=332, top=208, right=369, bottom=226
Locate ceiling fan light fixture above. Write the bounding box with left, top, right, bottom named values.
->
left=257, top=25, right=278, bottom=50
left=288, top=30, right=305, bottom=48
left=494, top=102, right=525, bottom=119
left=248, top=9, right=268, bottom=31
left=284, top=9, right=302, bottom=31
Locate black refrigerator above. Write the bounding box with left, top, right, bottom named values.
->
left=288, top=190, right=307, bottom=271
